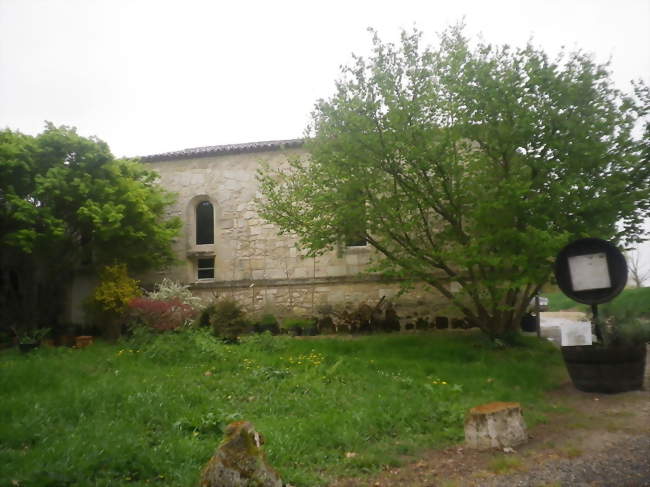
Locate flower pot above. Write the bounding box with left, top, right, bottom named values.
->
left=561, top=344, right=647, bottom=393
left=75, top=336, right=94, bottom=348
left=520, top=313, right=537, bottom=332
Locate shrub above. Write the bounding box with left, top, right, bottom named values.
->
left=147, top=278, right=202, bottom=310
left=197, top=303, right=216, bottom=328
left=281, top=317, right=313, bottom=329
left=87, top=264, right=141, bottom=316
left=200, top=298, right=250, bottom=341
left=86, top=264, right=141, bottom=339
left=128, top=297, right=197, bottom=332
left=281, top=317, right=317, bottom=336
left=253, top=313, right=280, bottom=334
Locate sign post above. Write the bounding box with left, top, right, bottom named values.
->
left=554, top=238, right=628, bottom=343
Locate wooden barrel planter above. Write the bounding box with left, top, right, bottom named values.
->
left=561, top=344, right=647, bottom=393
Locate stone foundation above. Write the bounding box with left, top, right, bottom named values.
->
left=189, top=276, right=462, bottom=330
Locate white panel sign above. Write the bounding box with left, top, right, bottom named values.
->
left=568, top=253, right=611, bottom=291
left=560, top=321, right=593, bottom=346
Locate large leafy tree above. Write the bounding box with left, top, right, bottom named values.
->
left=258, top=27, right=650, bottom=339
left=0, top=123, right=180, bottom=331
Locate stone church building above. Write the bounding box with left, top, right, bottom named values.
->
left=139, top=138, right=451, bottom=325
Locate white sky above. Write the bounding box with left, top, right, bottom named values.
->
left=1, top=0, right=650, bottom=280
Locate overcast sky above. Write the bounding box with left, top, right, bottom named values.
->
left=1, top=0, right=650, bottom=278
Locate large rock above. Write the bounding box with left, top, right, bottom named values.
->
left=464, top=402, right=527, bottom=450
left=200, top=421, right=283, bottom=487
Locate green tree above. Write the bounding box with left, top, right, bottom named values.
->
left=0, top=123, right=180, bottom=331
left=258, top=26, right=650, bottom=339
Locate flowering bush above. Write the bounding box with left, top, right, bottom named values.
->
left=128, top=297, right=197, bottom=332
left=147, top=278, right=202, bottom=310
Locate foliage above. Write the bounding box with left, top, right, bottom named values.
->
left=545, top=291, right=588, bottom=312
left=0, top=123, right=180, bottom=332
left=86, top=264, right=141, bottom=317
left=128, top=297, right=197, bottom=332
left=12, top=327, right=50, bottom=344
left=281, top=317, right=315, bottom=330
left=252, top=313, right=280, bottom=334
left=602, top=317, right=650, bottom=346
left=599, top=286, right=650, bottom=319
left=201, top=298, right=251, bottom=340
left=126, top=327, right=225, bottom=364
left=127, top=278, right=200, bottom=332
left=257, top=25, right=650, bottom=340
left=0, top=331, right=564, bottom=486
left=595, top=313, right=650, bottom=347
left=197, top=303, right=217, bottom=328
left=147, top=277, right=203, bottom=310
left=259, top=313, right=279, bottom=326
left=598, top=287, right=650, bottom=346
left=548, top=286, right=650, bottom=315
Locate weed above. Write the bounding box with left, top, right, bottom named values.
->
left=488, top=455, right=524, bottom=474
left=562, top=446, right=583, bottom=458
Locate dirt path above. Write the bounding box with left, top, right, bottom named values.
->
left=332, top=347, right=650, bottom=487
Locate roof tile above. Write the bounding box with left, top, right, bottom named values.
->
left=141, top=138, right=304, bottom=162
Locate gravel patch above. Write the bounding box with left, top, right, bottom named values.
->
left=482, top=434, right=650, bottom=486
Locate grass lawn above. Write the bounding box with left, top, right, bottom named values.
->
left=546, top=287, right=650, bottom=316
left=1, top=330, right=566, bottom=486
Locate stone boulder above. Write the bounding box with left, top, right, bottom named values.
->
left=200, top=421, right=283, bottom=487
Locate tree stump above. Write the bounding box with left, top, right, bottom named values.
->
left=464, top=402, right=527, bottom=450
left=200, top=421, right=282, bottom=487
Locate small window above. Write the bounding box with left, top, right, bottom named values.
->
left=197, top=257, right=215, bottom=279
left=346, top=233, right=367, bottom=247
left=196, top=201, right=214, bottom=245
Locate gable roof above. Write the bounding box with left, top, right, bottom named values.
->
left=141, top=138, right=304, bottom=162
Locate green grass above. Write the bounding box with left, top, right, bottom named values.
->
left=545, top=291, right=587, bottom=312
left=546, top=287, right=650, bottom=316
left=600, top=287, right=650, bottom=319
left=0, top=329, right=566, bottom=486
left=487, top=455, right=524, bottom=474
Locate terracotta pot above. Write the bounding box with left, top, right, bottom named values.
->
left=75, top=335, right=94, bottom=348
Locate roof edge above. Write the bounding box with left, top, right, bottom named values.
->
left=140, top=138, right=304, bottom=162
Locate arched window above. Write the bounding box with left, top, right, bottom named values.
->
left=196, top=201, right=214, bottom=245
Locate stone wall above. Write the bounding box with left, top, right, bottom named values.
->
left=143, top=145, right=457, bottom=323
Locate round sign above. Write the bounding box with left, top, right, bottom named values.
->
left=554, top=238, right=627, bottom=305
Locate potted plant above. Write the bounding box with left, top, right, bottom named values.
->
left=13, top=328, right=51, bottom=353
left=562, top=315, right=649, bottom=393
